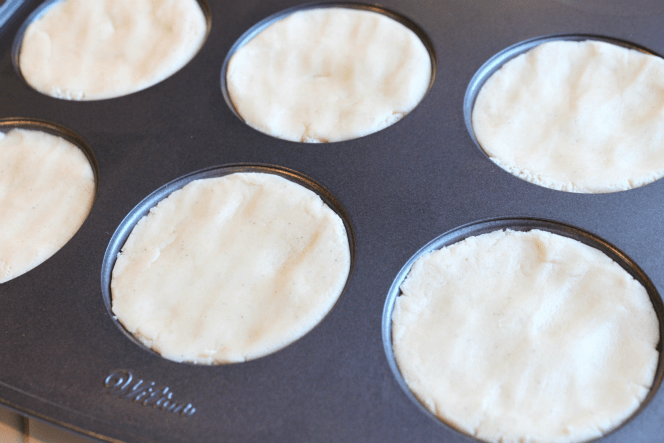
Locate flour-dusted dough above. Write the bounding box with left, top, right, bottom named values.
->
left=111, top=172, right=351, bottom=364
left=19, top=0, right=207, bottom=100
left=472, top=40, right=664, bottom=193
left=226, top=8, right=431, bottom=143
left=0, top=129, right=95, bottom=284
left=392, top=229, right=659, bottom=443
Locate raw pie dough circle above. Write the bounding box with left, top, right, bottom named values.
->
left=472, top=40, right=664, bottom=193
left=226, top=7, right=431, bottom=143
left=111, top=172, right=351, bottom=364
left=392, top=229, right=659, bottom=443
left=19, top=0, right=207, bottom=100
left=0, top=128, right=95, bottom=284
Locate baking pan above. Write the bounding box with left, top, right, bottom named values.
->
left=1, top=0, right=664, bottom=442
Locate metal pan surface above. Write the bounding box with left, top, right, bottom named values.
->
left=1, top=0, right=664, bottom=442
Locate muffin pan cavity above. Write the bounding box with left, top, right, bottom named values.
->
left=464, top=34, right=664, bottom=193
left=0, top=117, right=98, bottom=284
left=12, top=0, right=212, bottom=101
left=102, top=165, right=354, bottom=364
left=383, top=217, right=664, bottom=443
left=221, top=2, right=436, bottom=143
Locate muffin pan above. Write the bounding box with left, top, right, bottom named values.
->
left=1, top=0, right=664, bottom=442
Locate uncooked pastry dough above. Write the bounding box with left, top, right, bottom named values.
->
left=226, top=7, right=431, bottom=143
left=392, top=229, right=659, bottom=443
left=19, top=0, right=207, bottom=100
left=472, top=40, right=664, bottom=193
left=111, top=172, right=351, bottom=364
left=0, top=128, right=95, bottom=284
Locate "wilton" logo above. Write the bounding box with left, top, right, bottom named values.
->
left=104, top=370, right=196, bottom=417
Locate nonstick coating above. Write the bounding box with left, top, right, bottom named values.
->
left=1, top=1, right=664, bottom=442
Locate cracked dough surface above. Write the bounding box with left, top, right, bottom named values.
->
left=111, top=172, right=351, bottom=364
left=226, top=7, right=431, bottom=143
left=392, top=229, right=659, bottom=443
left=472, top=40, right=664, bottom=193
left=19, top=0, right=207, bottom=100
left=0, top=129, right=95, bottom=284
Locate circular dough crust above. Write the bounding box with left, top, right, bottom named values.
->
left=111, top=172, right=351, bottom=364
left=19, top=0, right=207, bottom=100
left=0, top=128, right=95, bottom=283
left=392, top=229, right=659, bottom=443
left=226, top=7, right=431, bottom=143
left=472, top=40, right=664, bottom=193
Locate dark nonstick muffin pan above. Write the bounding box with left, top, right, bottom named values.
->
left=2, top=0, right=664, bottom=442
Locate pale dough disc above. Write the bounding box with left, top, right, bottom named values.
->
left=392, top=229, right=660, bottom=443
left=0, top=128, right=95, bottom=284
left=19, top=0, right=207, bottom=100
left=226, top=7, right=431, bottom=143
left=472, top=40, right=664, bottom=193
left=111, top=172, right=351, bottom=364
